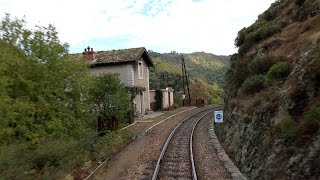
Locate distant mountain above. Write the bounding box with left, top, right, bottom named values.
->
left=148, top=50, right=230, bottom=92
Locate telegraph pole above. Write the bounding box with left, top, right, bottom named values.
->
left=181, top=56, right=191, bottom=105
left=181, top=56, right=186, bottom=97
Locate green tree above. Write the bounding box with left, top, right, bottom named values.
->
left=89, top=74, right=130, bottom=131
left=190, top=79, right=224, bottom=104
left=0, top=14, right=92, bottom=145
left=0, top=14, right=135, bottom=179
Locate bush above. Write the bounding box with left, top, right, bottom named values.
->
left=249, top=21, right=282, bottom=43
left=248, top=56, right=275, bottom=75
left=258, top=0, right=284, bottom=21
left=226, top=54, right=250, bottom=90
left=279, top=114, right=299, bottom=139
left=295, top=0, right=305, bottom=6
left=155, top=89, right=163, bottom=110
left=89, top=74, right=130, bottom=131
left=0, top=140, right=88, bottom=179
left=0, top=130, right=134, bottom=179
left=267, top=62, right=290, bottom=79
left=91, top=131, right=132, bottom=161
left=236, top=20, right=283, bottom=54
left=242, top=75, right=265, bottom=94
left=173, top=91, right=183, bottom=107
left=211, top=97, right=224, bottom=105
left=235, top=28, right=246, bottom=47
left=303, top=106, right=320, bottom=125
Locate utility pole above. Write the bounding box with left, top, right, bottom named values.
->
left=181, top=56, right=191, bottom=105
left=181, top=56, right=186, bottom=97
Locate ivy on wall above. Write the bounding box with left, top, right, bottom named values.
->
left=126, top=86, right=146, bottom=120
left=155, top=89, right=163, bottom=110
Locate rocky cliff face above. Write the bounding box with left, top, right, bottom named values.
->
left=224, top=0, right=320, bottom=179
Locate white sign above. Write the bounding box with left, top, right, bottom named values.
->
left=214, top=111, right=223, bottom=123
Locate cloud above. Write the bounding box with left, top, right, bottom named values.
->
left=0, top=0, right=275, bottom=55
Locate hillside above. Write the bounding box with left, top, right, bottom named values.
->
left=148, top=51, right=229, bottom=104
left=148, top=51, right=229, bottom=89
left=224, top=0, right=320, bottom=179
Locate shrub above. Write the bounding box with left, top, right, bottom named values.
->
left=89, top=74, right=130, bottom=131
left=0, top=131, right=134, bottom=179
left=301, top=106, right=320, bottom=134
left=248, top=56, right=275, bottom=75
left=0, top=140, right=88, bottom=179
left=238, top=42, right=252, bottom=55
left=211, top=97, right=224, bottom=105
left=235, top=28, right=246, bottom=47
left=303, top=106, right=320, bottom=125
left=267, top=62, right=290, bottom=79
left=279, top=114, right=299, bottom=139
left=258, top=0, right=284, bottom=21
left=173, top=91, right=183, bottom=107
left=295, top=0, right=305, bottom=6
left=91, top=131, right=132, bottom=161
left=226, top=54, right=250, bottom=90
left=236, top=20, right=283, bottom=54
left=242, top=75, right=265, bottom=94
left=249, top=22, right=282, bottom=43
left=155, top=89, right=163, bottom=110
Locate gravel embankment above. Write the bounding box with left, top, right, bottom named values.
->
left=209, top=118, right=247, bottom=180
left=194, top=113, right=231, bottom=180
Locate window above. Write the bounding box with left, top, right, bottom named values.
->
left=138, top=61, right=143, bottom=79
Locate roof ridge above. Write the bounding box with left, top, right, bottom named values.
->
left=97, top=47, right=145, bottom=53
left=67, top=47, right=153, bottom=67
left=135, top=47, right=146, bottom=61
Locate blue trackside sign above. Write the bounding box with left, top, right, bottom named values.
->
left=214, top=111, right=223, bottom=123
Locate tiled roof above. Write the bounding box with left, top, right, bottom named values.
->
left=95, top=47, right=145, bottom=64
left=95, top=47, right=154, bottom=67
left=66, top=47, right=153, bottom=67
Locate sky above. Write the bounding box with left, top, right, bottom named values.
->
left=0, top=0, right=275, bottom=55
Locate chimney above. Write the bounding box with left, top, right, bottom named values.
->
left=82, top=46, right=95, bottom=61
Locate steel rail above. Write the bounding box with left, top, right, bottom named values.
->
left=190, top=110, right=214, bottom=180
left=151, top=107, right=220, bottom=180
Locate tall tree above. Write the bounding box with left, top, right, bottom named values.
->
left=0, top=14, right=92, bottom=145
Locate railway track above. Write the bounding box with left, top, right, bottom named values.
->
left=149, top=107, right=220, bottom=180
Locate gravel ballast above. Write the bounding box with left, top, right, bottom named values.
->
left=93, top=106, right=243, bottom=180
left=209, top=117, right=247, bottom=180
left=194, top=112, right=231, bottom=179
left=123, top=107, right=208, bottom=179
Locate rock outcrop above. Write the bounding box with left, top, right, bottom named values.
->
left=224, top=0, right=320, bottom=179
